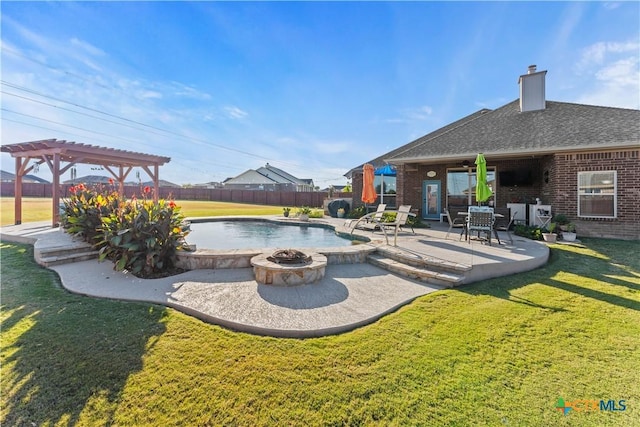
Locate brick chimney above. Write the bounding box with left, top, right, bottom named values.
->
left=518, top=65, right=547, bottom=112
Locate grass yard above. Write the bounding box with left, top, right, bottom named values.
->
left=1, top=237, right=639, bottom=426
left=0, top=197, right=284, bottom=226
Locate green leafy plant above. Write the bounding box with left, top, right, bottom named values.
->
left=297, top=206, right=312, bottom=215
left=61, top=181, right=122, bottom=245
left=347, top=205, right=366, bottom=218
left=546, top=222, right=557, bottom=234
left=62, top=182, right=191, bottom=278
left=565, top=223, right=576, bottom=233
left=282, top=207, right=291, bottom=214
left=552, top=213, right=569, bottom=226
left=96, top=188, right=191, bottom=277
left=309, top=208, right=324, bottom=218
left=514, top=224, right=543, bottom=240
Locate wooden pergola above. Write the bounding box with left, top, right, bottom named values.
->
left=1, top=139, right=171, bottom=227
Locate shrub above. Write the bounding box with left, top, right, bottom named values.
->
left=297, top=206, right=312, bottom=215
left=347, top=206, right=366, bottom=219
left=97, top=189, right=191, bottom=277
left=309, top=208, right=324, bottom=218
left=61, top=182, right=122, bottom=245
left=407, top=215, right=429, bottom=229
left=514, top=224, right=543, bottom=240
left=553, top=213, right=569, bottom=225
left=61, top=183, right=191, bottom=278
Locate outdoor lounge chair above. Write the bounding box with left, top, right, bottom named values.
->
left=356, top=203, right=387, bottom=231
left=444, top=208, right=466, bottom=240
left=377, top=205, right=414, bottom=234
left=371, top=205, right=415, bottom=246
left=345, top=204, right=386, bottom=231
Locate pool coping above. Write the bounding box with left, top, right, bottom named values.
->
left=176, top=216, right=379, bottom=270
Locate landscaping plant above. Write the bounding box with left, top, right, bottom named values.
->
left=96, top=186, right=191, bottom=277
left=61, top=183, right=191, bottom=278
left=61, top=182, right=121, bottom=244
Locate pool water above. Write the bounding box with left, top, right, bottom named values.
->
left=187, top=220, right=352, bottom=250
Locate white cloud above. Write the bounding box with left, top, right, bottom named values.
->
left=572, top=39, right=640, bottom=109
left=70, top=37, right=106, bottom=57
left=385, top=105, right=433, bottom=123
left=577, top=57, right=640, bottom=109
left=224, top=106, right=249, bottom=119
left=577, top=40, right=640, bottom=71
left=138, top=90, right=163, bottom=100
left=603, top=2, right=621, bottom=11
left=169, top=81, right=213, bottom=101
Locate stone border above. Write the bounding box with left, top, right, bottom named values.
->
left=251, top=252, right=327, bottom=286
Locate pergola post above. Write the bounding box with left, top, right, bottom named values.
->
left=14, top=157, right=23, bottom=225
left=153, top=164, right=160, bottom=202
left=52, top=153, right=61, bottom=227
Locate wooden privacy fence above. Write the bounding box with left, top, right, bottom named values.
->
left=1, top=183, right=352, bottom=208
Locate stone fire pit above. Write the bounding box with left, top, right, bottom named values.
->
left=251, top=249, right=327, bottom=286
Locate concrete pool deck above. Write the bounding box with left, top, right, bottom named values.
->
left=0, top=217, right=549, bottom=338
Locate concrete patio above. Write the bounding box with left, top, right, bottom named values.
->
left=0, top=217, right=549, bottom=338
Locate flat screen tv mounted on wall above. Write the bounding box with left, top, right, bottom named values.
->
left=499, top=169, right=534, bottom=187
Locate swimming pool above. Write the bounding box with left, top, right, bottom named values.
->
left=187, top=219, right=354, bottom=250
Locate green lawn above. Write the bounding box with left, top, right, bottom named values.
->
left=1, top=197, right=285, bottom=226
left=1, top=238, right=639, bottom=426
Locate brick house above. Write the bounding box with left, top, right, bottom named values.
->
left=347, top=66, right=640, bottom=240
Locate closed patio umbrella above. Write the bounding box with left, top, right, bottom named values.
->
left=475, top=153, right=493, bottom=203
left=361, top=163, right=377, bottom=204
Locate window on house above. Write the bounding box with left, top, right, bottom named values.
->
left=578, top=171, right=617, bottom=218
left=446, top=168, right=496, bottom=207
left=374, top=175, right=396, bottom=207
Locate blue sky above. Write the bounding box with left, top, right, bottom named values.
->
left=2, top=1, right=638, bottom=188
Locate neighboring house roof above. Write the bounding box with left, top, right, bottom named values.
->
left=64, top=175, right=112, bottom=184
left=226, top=169, right=278, bottom=185
left=385, top=100, right=640, bottom=164
left=1, top=170, right=50, bottom=183
left=225, top=163, right=314, bottom=187
left=63, top=175, right=181, bottom=188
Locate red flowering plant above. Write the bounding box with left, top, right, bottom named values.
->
left=61, top=181, right=122, bottom=244
left=96, top=189, right=191, bottom=278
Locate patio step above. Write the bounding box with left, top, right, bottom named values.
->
left=37, top=243, right=96, bottom=259
left=366, top=253, right=464, bottom=288
left=375, top=245, right=472, bottom=274
left=37, top=249, right=100, bottom=267
left=35, top=237, right=100, bottom=267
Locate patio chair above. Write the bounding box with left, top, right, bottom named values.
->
left=372, top=205, right=414, bottom=245
left=494, top=210, right=517, bottom=244
left=377, top=205, right=414, bottom=234
left=444, top=208, right=466, bottom=240
left=466, top=206, right=495, bottom=245
left=361, top=203, right=387, bottom=231
left=346, top=203, right=386, bottom=231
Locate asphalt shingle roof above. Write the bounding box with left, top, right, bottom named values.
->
left=387, top=100, right=640, bottom=163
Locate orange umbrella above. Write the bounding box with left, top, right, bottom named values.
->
left=361, top=163, right=377, bottom=204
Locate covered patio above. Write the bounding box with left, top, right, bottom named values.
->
left=1, top=139, right=171, bottom=227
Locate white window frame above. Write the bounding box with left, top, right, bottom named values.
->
left=577, top=171, right=617, bottom=219
left=446, top=167, right=496, bottom=207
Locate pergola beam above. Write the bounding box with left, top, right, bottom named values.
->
left=2, top=139, right=171, bottom=227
